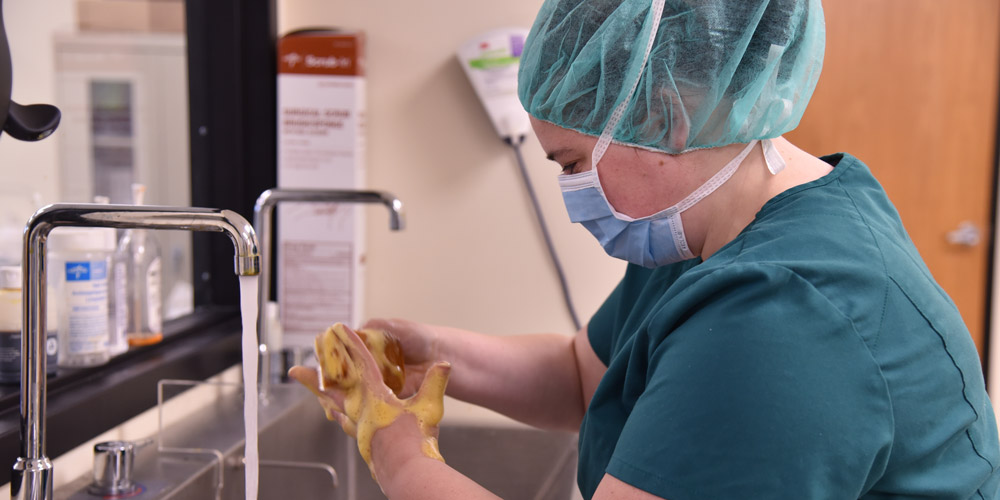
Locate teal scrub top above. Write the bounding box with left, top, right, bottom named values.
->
left=580, top=154, right=1000, bottom=499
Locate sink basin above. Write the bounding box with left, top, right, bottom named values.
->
left=350, top=424, right=577, bottom=500
left=55, top=380, right=579, bottom=500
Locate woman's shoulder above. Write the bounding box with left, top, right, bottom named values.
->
left=721, top=151, right=911, bottom=276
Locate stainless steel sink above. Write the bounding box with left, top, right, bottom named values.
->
left=55, top=381, right=578, bottom=500
left=350, top=424, right=577, bottom=500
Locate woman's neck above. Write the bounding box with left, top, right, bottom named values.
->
left=690, top=137, right=833, bottom=260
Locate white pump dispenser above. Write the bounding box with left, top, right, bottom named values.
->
left=456, top=28, right=532, bottom=141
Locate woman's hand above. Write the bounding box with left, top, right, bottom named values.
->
left=288, top=323, right=451, bottom=481
left=362, top=319, right=602, bottom=432
left=361, top=318, right=443, bottom=397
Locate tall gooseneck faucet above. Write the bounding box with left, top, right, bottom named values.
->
left=252, top=188, right=404, bottom=399
left=13, top=203, right=260, bottom=500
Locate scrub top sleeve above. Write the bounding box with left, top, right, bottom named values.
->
left=607, top=265, right=894, bottom=499
left=588, top=277, right=628, bottom=366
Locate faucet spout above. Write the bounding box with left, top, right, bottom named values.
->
left=253, top=188, right=404, bottom=233
left=13, top=203, right=261, bottom=500
left=251, top=188, right=404, bottom=397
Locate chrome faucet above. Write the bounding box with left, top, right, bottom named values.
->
left=13, top=203, right=260, bottom=500
left=252, top=189, right=404, bottom=398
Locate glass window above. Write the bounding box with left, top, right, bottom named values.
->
left=0, top=1, right=193, bottom=319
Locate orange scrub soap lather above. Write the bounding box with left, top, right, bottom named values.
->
left=314, top=323, right=449, bottom=476
left=315, top=324, right=406, bottom=394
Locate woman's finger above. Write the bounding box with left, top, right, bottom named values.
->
left=288, top=365, right=362, bottom=438
left=362, top=318, right=429, bottom=364
left=288, top=365, right=320, bottom=391
left=334, top=324, right=391, bottom=387
left=288, top=365, right=347, bottom=410
left=408, top=361, right=451, bottom=428
left=360, top=317, right=394, bottom=332
left=332, top=408, right=358, bottom=438
left=413, top=361, right=451, bottom=404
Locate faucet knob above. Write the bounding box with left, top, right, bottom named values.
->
left=87, top=439, right=150, bottom=497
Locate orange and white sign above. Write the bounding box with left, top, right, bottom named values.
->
left=277, top=30, right=367, bottom=348
left=278, top=31, right=364, bottom=76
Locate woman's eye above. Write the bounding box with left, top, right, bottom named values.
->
left=560, top=162, right=578, bottom=174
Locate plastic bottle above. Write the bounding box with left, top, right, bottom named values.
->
left=0, top=266, right=59, bottom=382
left=49, top=228, right=115, bottom=367
left=114, top=184, right=163, bottom=347
left=92, top=195, right=129, bottom=357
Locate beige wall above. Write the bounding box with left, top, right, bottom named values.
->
left=0, top=0, right=75, bottom=264
left=277, top=0, right=626, bottom=335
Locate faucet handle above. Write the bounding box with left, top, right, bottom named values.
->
left=87, top=439, right=151, bottom=497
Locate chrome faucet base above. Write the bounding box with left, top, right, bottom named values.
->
left=87, top=483, right=141, bottom=498
left=87, top=439, right=151, bottom=498
left=11, top=457, right=52, bottom=500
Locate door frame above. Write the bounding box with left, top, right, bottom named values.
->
left=984, top=89, right=1000, bottom=393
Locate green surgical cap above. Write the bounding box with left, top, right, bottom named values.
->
left=518, top=0, right=825, bottom=155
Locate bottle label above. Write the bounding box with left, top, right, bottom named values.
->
left=63, top=260, right=109, bottom=354
left=0, top=332, right=19, bottom=367
left=0, top=331, right=58, bottom=383
left=66, top=261, right=106, bottom=281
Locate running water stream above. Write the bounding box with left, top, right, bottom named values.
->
left=239, top=275, right=260, bottom=500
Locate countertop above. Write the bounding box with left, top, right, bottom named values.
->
left=0, top=307, right=244, bottom=486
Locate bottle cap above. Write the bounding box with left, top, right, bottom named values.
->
left=0, top=266, right=20, bottom=289
left=132, top=184, right=147, bottom=206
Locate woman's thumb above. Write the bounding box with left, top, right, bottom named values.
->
left=412, top=361, right=451, bottom=410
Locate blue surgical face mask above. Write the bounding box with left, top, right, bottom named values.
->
left=558, top=139, right=785, bottom=268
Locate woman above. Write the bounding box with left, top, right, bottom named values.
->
left=292, top=0, right=1000, bottom=498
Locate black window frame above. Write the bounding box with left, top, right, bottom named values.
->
left=188, top=0, right=277, bottom=307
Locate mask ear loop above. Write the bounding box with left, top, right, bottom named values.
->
left=671, top=140, right=758, bottom=215
left=762, top=139, right=786, bottom=175
left=591, top=0, right=666, bottom=168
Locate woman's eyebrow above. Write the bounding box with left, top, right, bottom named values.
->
left=545, top=148, right=574, bottom=162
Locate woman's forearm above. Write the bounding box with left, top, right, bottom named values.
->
left=429, top=325, right=586, bottom=431
left=379, top=452, right=502, bottom=500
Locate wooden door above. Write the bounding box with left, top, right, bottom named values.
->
left=785, top=0, right=1000, bottom=360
